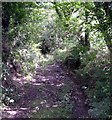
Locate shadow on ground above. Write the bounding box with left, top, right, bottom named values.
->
left=2, top=61, right=90, bottom=118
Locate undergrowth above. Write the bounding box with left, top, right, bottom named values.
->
left=76, top=50, right=111, bottom=118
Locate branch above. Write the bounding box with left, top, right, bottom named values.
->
left=52, top=2, right=62, bottom=19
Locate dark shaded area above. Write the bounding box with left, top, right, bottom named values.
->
left=2, top=62, right=90, bottom=118
left=64, top=56, right=81, bottom=70
left=40, top=42, right=51, bottom=55
left=1, top=2, right=111, bottom=119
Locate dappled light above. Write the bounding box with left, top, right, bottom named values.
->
left=1, top=2, right=111, bottom=119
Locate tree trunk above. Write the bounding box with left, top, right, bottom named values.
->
left=85, top=7, right=90, bottom=50
left=94, top=2, right=112, bottom=62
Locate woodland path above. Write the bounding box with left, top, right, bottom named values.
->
left=2, top=61, right=90, bottom=119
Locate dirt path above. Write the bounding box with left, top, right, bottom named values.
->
left=2, top=61, right=90, bottom=118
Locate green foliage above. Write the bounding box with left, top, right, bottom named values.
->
left=2, top=2, right=35, bottom=25
left=88, top=98, right=110, bottom=118
left=81, top=49, right=97, bottom=66
left=2, top=2, right=111, bottom=118
left=77, top=52, right=111, bottom=118
left=30, top=106, right=72, bottom=118
left=1, top=62, right=21, bottom=105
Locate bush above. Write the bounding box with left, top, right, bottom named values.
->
left=77, top=56, right=111, bottom=118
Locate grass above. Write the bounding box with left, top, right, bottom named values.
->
left=29, top=106, right=72, bottom=118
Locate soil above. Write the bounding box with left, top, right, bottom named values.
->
left=1, top=61, right=90, bottom=119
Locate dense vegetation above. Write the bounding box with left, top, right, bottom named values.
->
left=1, top=2, right=112, bottom=119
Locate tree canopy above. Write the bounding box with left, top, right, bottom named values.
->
left=1, top=2, right=112, bottom=119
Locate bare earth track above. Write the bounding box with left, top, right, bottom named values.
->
left=2, top=61, right=90, bottom=119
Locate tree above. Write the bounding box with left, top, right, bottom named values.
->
left=93, top=2, right=112, bottom=61
left=53, top=2, right=91, bottom=50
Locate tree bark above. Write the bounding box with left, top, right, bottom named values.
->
left=94, top=2, right=112, bottom=62
left=85, top=7, right=90, bottom=50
